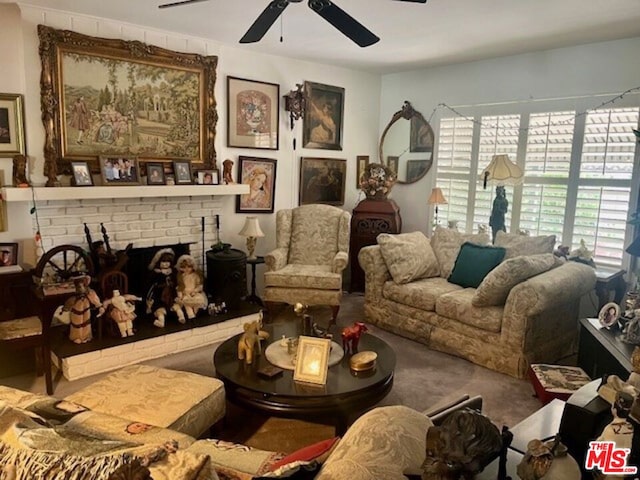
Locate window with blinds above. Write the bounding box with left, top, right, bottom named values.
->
left=434, top=106, right=639, bottom=268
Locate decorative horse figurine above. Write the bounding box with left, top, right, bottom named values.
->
left=342, top=322, right=368, bottom=354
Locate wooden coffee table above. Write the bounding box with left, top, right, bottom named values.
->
left=213, top=319, right=396, bottom=434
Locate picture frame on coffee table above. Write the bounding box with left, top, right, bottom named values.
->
left=293, top=336, right=331, bottom=385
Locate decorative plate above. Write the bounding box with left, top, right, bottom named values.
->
left=598, top=301, right=621, bottom=328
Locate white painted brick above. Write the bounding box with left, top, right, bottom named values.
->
left=155, top=203, right=179, bottom=212
left=166, top=330, right=193, bottom=341
left=98, top=206, right=122, bottom=214
left=154, top=220, right=174, bottom=229
left=127, top=204, right=153, bottom=213
left=114, top=231, right=141, bottom=241
left=131, top=239, right=155, bottom=248
left=107, top=223, right=129, bottom=232
left=166, top=211, right=184, bottom=220
left=178, top=218, right=198, bottom=227
left=143, top=213, right=166, bottom=221
left=141, top=231, right=161, bottom=239
left=44, top=227, right=68, bottom=235
left=65, top=350, right=102, bottom=366
left=67, top=207, right=98, bottom=215
left=99, top=343, right=135, bottom=357
left=176, top=335, right=208, bottom=350
left=63, top=364, right=86, bottom=380
left=188, top=209, right=211, bottom=218
left=38, top=218, right=52, bottom=226
left=40, top=238, right=55, bottom=248
left=139, top=221, right=153, bottom=230
left=134, top=336, right=167, bottom=349
left=167, top=227, right=191, bottom=236
left=82, top=199, right=112, bottom=206
left=159, top=236, right=181, bottom=245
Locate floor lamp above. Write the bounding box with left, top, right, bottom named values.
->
left=481, top=154, right=523, bottom=243
left=428, top=187, right=447, bottom=228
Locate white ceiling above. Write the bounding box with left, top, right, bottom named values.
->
left=11, top=0, right=640, bottom=73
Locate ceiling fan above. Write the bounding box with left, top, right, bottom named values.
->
left=158, top=0, right=427, bottom=48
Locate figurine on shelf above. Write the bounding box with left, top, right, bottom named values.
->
left=237, top=311, right=269, bottom=364
left=12, top=154, right=30, bottom=187
left=63, top=276, right=104, bottom=344
left=103, top=289, right=141, bottom=338
left=342, top=322, right=368, bottom=354
left=516, top=436, right=580, bottom=480
left=146, top=248, right=178, bottom=328
left=223, top=159, right=234, bottom=185
left=173, top=254, right=208, bottom=321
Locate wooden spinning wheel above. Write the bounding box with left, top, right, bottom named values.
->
left=34, top=244, right=95, bottom=284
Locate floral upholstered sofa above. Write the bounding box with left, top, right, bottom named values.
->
left=358, top=228, right=597, bottom=378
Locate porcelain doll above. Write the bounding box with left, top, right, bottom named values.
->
left=173, top=254, right=208, bottom=321
left=103, top=289, right=141, bottom=337
left=63, top=276, right=104, bottom=344
left=146, top=248, right=178, bottom=328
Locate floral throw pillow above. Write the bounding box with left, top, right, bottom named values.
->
left=377, top=232, right=440, bottom=284
left=472, top=253, right=563, bottom=306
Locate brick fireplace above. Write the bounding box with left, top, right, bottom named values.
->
left=23, top=191, right=260, bottom=381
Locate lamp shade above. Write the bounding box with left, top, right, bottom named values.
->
left=238, top=217, right=265, bottom=238
left=481, top=154, right=524, bottom=187
left=428, top=187, right=447, bottom=205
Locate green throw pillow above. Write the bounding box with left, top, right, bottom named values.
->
left=448, top=242, right=506, bottom=288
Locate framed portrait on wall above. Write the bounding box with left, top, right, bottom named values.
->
left=302, top=81, right=344, bottom=150
left=0, top=93, right=25, bottom=156
left=227, top=76, right=279, bottom=150
left=0, top=243, right=18, bottom=268
left=236, top=156, right=277, bottom=213
left=299, top=157, right=346, bottom=206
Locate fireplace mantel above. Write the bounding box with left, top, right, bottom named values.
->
left=1, top=184, right=249, bottom=202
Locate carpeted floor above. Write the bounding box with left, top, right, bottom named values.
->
left=1, top=293, right=545, bottom=453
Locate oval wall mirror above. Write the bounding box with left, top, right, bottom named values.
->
left=379, top=101, right=434, bottom=184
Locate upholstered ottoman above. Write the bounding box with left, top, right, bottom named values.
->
left=64, top=364, right=225, bottom=438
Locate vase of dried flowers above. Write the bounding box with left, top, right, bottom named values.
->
left=359, top=163, right=396, bottom=200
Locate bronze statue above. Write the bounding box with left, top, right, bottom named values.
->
left=421, top=409, right=502, bottom=479
left=489, top=186, right=508, bottom=243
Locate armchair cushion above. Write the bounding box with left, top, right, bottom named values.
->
left=431, top=227, right=490, bottom=279
left=378, top=231, right=440, bottom=284
left=473, top=253, right=562, bottom=307
left=494, top=231, right=556, bottom=259
left=288, top=205, right=347, bottom=266
left=264, top=265, right=342, bottom=290
left=265, top=248, right=289, bottom=272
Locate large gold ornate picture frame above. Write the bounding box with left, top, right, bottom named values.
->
left=38, top=25, right=218, bottom=186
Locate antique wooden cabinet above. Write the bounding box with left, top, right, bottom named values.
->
left=349, top=199, right=401, bottom=293
left=0, top=269, right=34, bottom=322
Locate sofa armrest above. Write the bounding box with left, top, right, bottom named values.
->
left=506, top=261, right=596, bottom=317
left=332, top=251, right=348, bottom=274
left=358, top=245, right=391, bottom=301
left=502, top=261, right=596, bottom=349
left=265, top=248, right=288, bottom=272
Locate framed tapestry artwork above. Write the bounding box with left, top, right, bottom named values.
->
left=173, top=160, right=193, bottom=185
left=302, top=81, right=344, bottom=150
left=227, top=76, right=279, bottom=150
left=196, top=169, right=219, bottom=185
left=37, top=25, right=218, bottom=186
left=356, top=155, right=369, bottom=188
left=0, top=93, right=25, bottom=156
left=293, top=336, right=331, bottom=385
left=99, top=156, right=140, bottom=185
left=146, top=163, right=166, bottom=185
left=70, top=161, right=94, bottom=186
left=236, top=156, right=277, bottom=213
left=0, top=243, right=18, bottom=268
left=299, top=157, right=346, bottom=206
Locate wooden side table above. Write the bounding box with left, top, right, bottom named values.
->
left=594, top=267, right=626, bottom=310
left=246, top=256, right=265, bottom=306
left=577, top=317, right=633, bottom=379
left=349, top=198, right=401, bottom=293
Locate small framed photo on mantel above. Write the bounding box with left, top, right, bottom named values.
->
left=99, top=156, right=140, bottom=185
left=173, top=160, right=192, bottom=185
left=70, top=161, right=93, bottom=186
left=146, top=162, right=166, bottom=185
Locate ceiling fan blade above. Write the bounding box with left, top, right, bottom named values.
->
left=393, top=0, right=427, bottom=3
left=240, top=1, right=290, bottom=43
left=158, top=0, right=209, bottom=9
left=308, top=0, right=379, bottom=47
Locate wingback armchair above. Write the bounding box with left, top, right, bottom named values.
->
left=264, top=204, right=351, bottom=323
